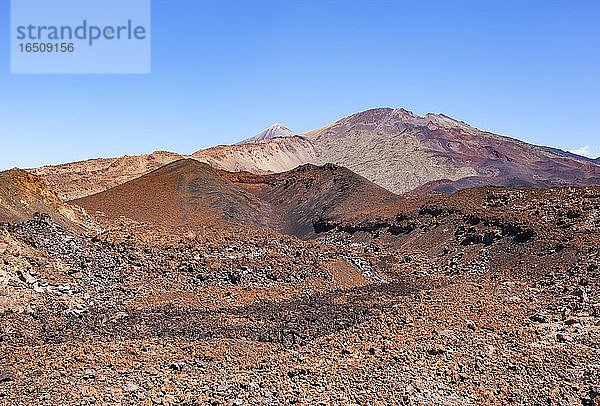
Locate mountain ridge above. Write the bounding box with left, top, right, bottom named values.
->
left=28, top=107, right=600, bottom=200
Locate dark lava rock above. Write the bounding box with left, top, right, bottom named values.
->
left=0, top=371, right=13, bottom=382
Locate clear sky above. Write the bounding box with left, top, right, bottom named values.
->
left=1, top=0, right=599, bottom=170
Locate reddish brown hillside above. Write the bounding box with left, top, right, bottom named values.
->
left=73, top=160, right=402, bottom=239
left=0, top=168, right=97, bottom=230
left=72, top=159, right=274, bottom=228
left=225, top=163, right=402, bottom=239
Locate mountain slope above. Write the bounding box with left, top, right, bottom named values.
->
left=0, top=168, right=98, bottom=229
left=72, top=159, right=275, bottom=229
left=309, top=108, right=600, bottom=194
left=73, top=159, right=401, bottom=239
left=224, top=163, right=402, bottom=238
left=195, top=137, right=318, bottom=174
left=30, top=150, right=185, bottom=201
left=541, top=146, right=599, bottom=164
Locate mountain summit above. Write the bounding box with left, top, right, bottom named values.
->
left=236, top=123, right=296, bottom=145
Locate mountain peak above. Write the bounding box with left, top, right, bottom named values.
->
left=323, top=107, right=478, bottom=136
left=236, top=123, right=296, bottom=145
left=346, top=107, right=470, bottom=126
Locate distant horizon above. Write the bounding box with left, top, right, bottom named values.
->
left=2, top=1, right=599, bottom=169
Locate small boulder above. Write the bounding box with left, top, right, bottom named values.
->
left=0, top=371, right=13, bottom=382
left=556, top=332, right=573, bottom=343
left=530, top=313, right=549, bottom=323
left=427, top=344, right=446, bottom=355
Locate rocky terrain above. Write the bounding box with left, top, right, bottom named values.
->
left=0, top=168, right=98, bottom=231
left=1, top=156, right=599, bottom=404
left=30, top=108, right=600, bottom=200
left=4, top=108, right=600, bottom=404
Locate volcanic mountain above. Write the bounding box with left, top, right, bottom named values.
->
left=236, top=123, right=296, bottom=145
left=0, top=168, right=97, bottom=229
left=32, top=108, right=600, bottom=199
left=73, top=159, right=401, bottom=239
left=71, top=159, right=274, bottom=229
left=4, top=158, right=600, bottom=405
left=197, top=108, right=600, bottom=194
left=224, top=163, right=402, bottom=238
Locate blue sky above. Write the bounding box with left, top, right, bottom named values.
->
left=1, top=0, right=599, bottom=170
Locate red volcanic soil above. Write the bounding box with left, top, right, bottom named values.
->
left=73, top=160, right=403, bottom=239
left=0, top=168, right=96, bottom=229
left=409, top=122, right=600, bottom=194
left=2, top=166, right=599, bottom=404
left=310, top=108, right=600, bottom=195
left=224, top=163, right=402, bottom=238
left=0, top=169, right=60, bottom=224
left=71, top=159, right=273, bottom=228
